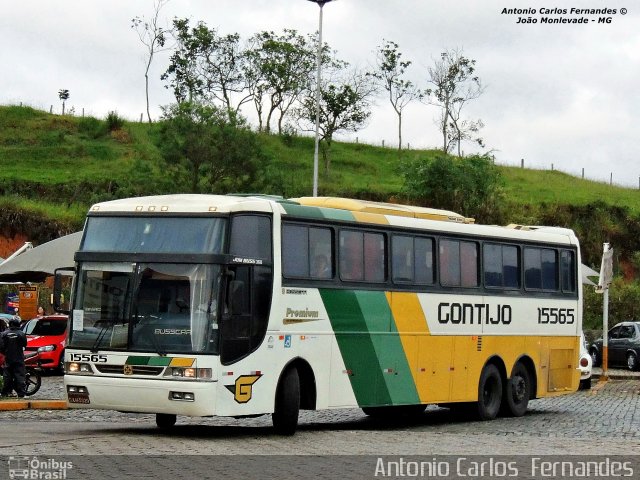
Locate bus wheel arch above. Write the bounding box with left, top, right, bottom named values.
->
left=476, top=357, right=506, bottom=421
left=272, top=358, right=316, bottom=435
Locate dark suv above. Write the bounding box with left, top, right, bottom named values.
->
left=590, top=321, right=640, bottom=371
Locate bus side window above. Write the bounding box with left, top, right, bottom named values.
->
left=340, top=230, right=364, bottom=281
left=392, top=235, right=413, bottom=282
left=230, top=215, right=272, bottom=261
left=282, top=224, right=310, bottom=277
left=484, top=243, right=520, bottom=289
left=524, top=248, right=542, bottom=289
left=415, top=237, right=434, bottom=284
left=525, top=247, right=558, bottom=291
left=364, top=232, right=385, bottom=282
left=440, top=239, right=478, bottom=288
left=282, top=224, right=333, bottom=279
left=309, top=227, right=333, bottom=279
left=561, top=250, right=576, bottom=293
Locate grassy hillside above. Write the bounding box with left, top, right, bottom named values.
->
left=502, top=167, right=640, bottom=213
left=2, top=104, right=640, bottom=237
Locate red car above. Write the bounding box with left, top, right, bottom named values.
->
left=23, top=315, right=68, bottom=371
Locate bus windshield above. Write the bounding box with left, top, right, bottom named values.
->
left=82, top=216, right=226, bottom=254
left=69, top=262, right=222, bottom=355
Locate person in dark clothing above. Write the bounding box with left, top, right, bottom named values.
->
left=0, top=318, right=27, bottom=397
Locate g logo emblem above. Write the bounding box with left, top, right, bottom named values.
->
left=225, top=375, right=262, bottom=403
left=123, top=364, right=133, bottom=375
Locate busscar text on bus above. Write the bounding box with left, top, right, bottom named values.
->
left=54, top=195, right=583, bottom=434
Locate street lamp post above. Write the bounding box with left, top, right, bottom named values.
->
left=307, top=0, right=334, bottom=197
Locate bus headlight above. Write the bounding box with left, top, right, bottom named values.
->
left=67, top=362, right=93, bottom=374
left=164, top=367, right=212, bottom=380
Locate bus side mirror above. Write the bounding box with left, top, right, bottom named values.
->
left=53, top=268, right=75, bottom=314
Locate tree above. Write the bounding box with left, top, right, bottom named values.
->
left=157, top=101, right=262, bottom=193
left=424, top=49, right=484, bottom=156
left=162, top=19, right=251, bottom=121
left=131, top=0, right=172, bottom=123
left=247, top=30, right=318, bottom=134
left=297, top=70, right=375, bottom=174
left=370, top=40, right=421, bottom=150
left=58, top=89, right=70, bottom=115
left=400, top=154, right=503, bottom=220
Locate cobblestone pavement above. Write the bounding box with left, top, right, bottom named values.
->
left=2, top=373, right=640, bottom=457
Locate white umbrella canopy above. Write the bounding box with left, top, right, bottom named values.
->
left=0, top=232, right=82, bottom=282
left=582, top=264, right=599, bottom=286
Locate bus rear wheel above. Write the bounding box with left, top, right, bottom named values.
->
left=476, top=364, right=502, bottom=420
left=156, top=413, right=177, bottom=430
left=502, top=363, right=530, bottom=417
left=272, top=367, right=300, bottom=435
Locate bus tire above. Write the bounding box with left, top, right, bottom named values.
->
left=502, top=362, right=530, bottom=417
left=476, top=364, right=502, bottom=421
left=156, top=413, right=176, bottom=430
left=272, top=367, right=300, bottom=435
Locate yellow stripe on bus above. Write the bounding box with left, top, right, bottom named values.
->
left=169, top=358, right=195, bottom=367
left=352, top=211, right=390, bottom=225
left=385, top=292, right=431, bottom=402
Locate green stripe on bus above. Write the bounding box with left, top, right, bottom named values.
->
left=320, top=289, right=389, bottom=406
left=354, top=291, right=420, bottom=406
left=281, top=204, right=355, bottom=222
left=321, top=290, right=421, bottom=406
left=126, top=356, right=172, bottom=366
left=147, top=357, right=173, bottom=366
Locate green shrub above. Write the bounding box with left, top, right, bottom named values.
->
left=78, top=116, right=107, bottom=139
left=106, top=111, right=125, bottom=131
left=400, top=153, right=504, bottom=222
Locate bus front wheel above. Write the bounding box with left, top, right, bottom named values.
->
left=156, top=413, right=177, bottom=430
left=476, top=364, right=502, bottom=420
left=502, top=363, right=530, bottom=417
left=272, top=367, right=300, bottom=435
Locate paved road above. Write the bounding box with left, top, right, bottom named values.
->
left=2, top=374, right=640, bottom=479
left=1, top=375, right=639, bottom=456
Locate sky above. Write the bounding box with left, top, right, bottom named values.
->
left=2, top=0, right=639, bottom=187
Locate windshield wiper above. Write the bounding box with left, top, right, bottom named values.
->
left=90, top=322, right=112, bottom=353
left=149, top=329, right=167, bottom=357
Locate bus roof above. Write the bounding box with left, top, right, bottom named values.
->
left=87, top=194, right=275, bottom=214
left=281, top=197, right=577, bottom=246
left=87, top=194, right=577, bottom=246
left=291, top=197, right=474, bottom=224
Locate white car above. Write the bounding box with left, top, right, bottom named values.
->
left=578, top=332, right=592, bottom=390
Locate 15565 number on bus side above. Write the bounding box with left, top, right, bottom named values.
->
left=537, top=307, right=575, bottom=324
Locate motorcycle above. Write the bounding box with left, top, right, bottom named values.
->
left=24, top=351, right=43, bottom=396
left=0, top=351, right=42, bottom=397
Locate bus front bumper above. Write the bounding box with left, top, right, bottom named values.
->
left=64, top=375, right=217, bottom=416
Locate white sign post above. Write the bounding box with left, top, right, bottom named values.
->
left=595, top=243, right=614, bottom=380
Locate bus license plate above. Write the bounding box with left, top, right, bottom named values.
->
left=68, top=393, right=90, bottom=404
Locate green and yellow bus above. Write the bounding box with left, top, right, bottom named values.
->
left=61, top=194, right=582, bottom=434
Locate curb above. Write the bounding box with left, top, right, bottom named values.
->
left=592, top=373, right=639, bottom=381
left=0, top=399, right=67, bottom=411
